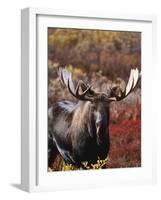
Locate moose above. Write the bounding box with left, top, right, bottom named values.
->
left=48, top=67, right=140, bottom=169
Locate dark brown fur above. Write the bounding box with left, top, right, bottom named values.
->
left=48, top=100, right=110, bottom=167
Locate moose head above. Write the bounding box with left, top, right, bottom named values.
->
left=48, top=67, right=140, bottom=169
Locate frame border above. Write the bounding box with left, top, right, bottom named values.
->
left=21, top=7, right=156, bottom=192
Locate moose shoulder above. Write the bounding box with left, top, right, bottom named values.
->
left=48, top=67, right=140, bottom=168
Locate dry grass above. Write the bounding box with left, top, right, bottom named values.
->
left=48, top=157, right=109, bottom=171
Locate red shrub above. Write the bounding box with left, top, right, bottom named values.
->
left=108, top=98, right=141, bottom=168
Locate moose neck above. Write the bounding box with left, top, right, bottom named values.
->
left=71, top=101, right=110, bottom=132
left=72, top=101, right=91, bottom=127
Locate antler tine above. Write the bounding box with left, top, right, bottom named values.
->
left=79, top=85, right=92, bottom=97
left=109, top=68, right=140, bottom=101
left=58, top=66, right=76, bottom=97
left=74, top=81, right=93, bottom=100
left=125, top=68, right=140, bottom=96
left=58, top=67, right=69, bottom=87
left=59, top=67, right=93, bottom=101
left=125, top=68, right=139, bottom=96
left=67, top=72, right=77, bottom=97
left=75, top=81, right=81, bottom=97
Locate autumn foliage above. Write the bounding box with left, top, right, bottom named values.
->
left=48, top=28, right=141, bottom=171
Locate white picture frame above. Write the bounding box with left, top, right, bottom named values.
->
left=21, top=7, right=157, bottom=192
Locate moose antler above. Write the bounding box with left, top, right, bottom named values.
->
left=109, top=68, right=140, bottom=101
left=58, top=67, right=140, bottom=102
left=58, top=67, right=94, bottom=101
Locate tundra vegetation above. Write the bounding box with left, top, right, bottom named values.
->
left=48, top=28, right=141, bottom=171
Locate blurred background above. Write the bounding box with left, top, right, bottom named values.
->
left=48, top=28, right=141, bottom=170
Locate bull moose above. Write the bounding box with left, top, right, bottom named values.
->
left=48, top=67, right=140, bottom=169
